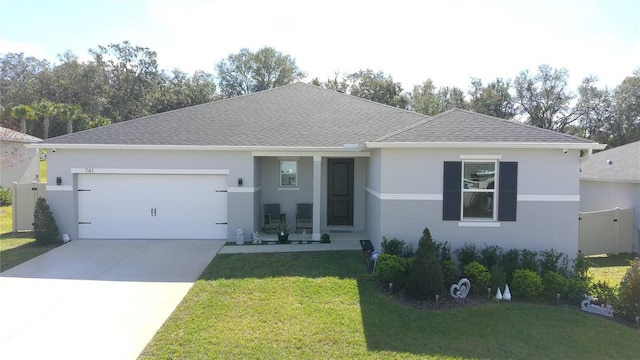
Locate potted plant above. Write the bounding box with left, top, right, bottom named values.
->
left=277, top=221, right=289, bottom=244
left=320, top=233, right=331, bottom=243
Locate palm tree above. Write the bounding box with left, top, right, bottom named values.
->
left=33, top=100, right=60, bottom=139
left=10, top=104, right=36, bottom=134
left=58, top=104, right=86, bottom=134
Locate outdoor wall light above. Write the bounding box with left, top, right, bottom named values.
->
left=56, top=177, right=62, bottom=185
left=238, top=178, right=243, bottom=187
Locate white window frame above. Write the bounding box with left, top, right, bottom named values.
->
left=461, top=160, right=498, bottom=221
left=279, top=160, right=298, bottom=187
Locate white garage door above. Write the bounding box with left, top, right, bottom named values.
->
left=78, top=174, right=227, bottom=239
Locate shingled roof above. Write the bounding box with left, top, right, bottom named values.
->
left=0, top=127, right=41, bottom=143
left=39, top=83, right=424, bottom=148
left=580, top=141, right=640, bottom=183
left=39, top=82, right=600, bottom=149
left=371, top=108, right=596, bottom=144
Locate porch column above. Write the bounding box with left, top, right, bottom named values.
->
left=312, top=155, right=322, bottom=239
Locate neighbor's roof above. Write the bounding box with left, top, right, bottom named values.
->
left=0, top=126, right=41, bottom=143
left=38, top=82, right=601, bottom=150
left=580, top=141, right=640, bottom=183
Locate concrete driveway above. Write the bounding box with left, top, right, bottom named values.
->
left=0, top=239, right=224, bottom=360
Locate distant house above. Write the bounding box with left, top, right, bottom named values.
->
left=580, top=141, right=640, bottom=253
left=0, top=126, right=41, bottom=189
left=34, top=83, right=604, bottom=255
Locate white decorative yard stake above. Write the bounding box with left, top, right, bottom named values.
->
left=450, top=278, right=471, bottom=299
left=580, top=295, right=614, bottom=318
left=503, top=284, right=512, bottom=301
left=496, top=287, right=503, bottom=300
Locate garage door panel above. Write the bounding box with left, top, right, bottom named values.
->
left=78, top=174, right=227, bottom=239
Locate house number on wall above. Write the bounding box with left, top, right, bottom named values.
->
left=85, top=168, right=94, bottom=173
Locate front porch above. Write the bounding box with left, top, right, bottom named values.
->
left=220, top=231, right=366, bottom=254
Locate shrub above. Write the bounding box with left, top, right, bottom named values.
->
left=381, top=237, right=414, bottom=258
left=501, top=248, right=520, bottom=284
left=455, top=242, right=478, bottom=272
left=463, top=261, right=490, bottom=295
left=374, top=254, right=412, bottom=290
left=542, top=271, right=569, bottom=302
left=381, top=237, right=405, bottom=256
left=436, top=241, right=452, bottom=261
left=0, top=186, right=11, bottom=206
left=489, top=264, right=507, bottom=292
left=406, top=227, right=444, bottom=300
left=589, top=280, right=618, bottom=307
left=539, top=249, right=565, bottom=276
left=33, top=197, right=60, bottom=245
left=520, top=249, right=538, bottom=273
left=572, top=251, right=591, bottom=281
left=479, top=244, right=503, bottom=270
left=320, top=233, right=330, bottom=243
left=615, top=257, right=640, bottom=322
left=441, top=259, right=459, bottom=288
left=565, top=277, right=590, bottom=303
left=512, top=269, right=542, bottom=300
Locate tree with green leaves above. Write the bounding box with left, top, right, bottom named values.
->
left=610, top=69, right=640, bottom=146
left=346, top=69, right=408, bottom=108
left=513, top=64, right=582, bottom=132
left=572, top=76, right=613, bottom=144
left=469, top=78, right=515, bottom=119
left=58, top=103, right=87, bottom=134
left=409, top=79, right=468, bottom=115
left=89, top=41, right=159, bottom=122
left=151, top=69, right=217, bottom=113
left=10, top=104, right=36, bottom=134
left=32, top=100, right=61, bottom=139
left=216, top=47, right=305, bottom=98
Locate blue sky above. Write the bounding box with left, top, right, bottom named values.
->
left=1, top=0, right=638, bottom=92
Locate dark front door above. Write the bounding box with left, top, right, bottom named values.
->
left=327, top=158, right=354, bottom=226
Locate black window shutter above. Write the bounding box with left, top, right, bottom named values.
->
left=498, top=162, right=518, bottom=221
left=443, top=161, right=462, bottom=220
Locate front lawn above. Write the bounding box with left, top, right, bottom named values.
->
left=139, top=251, right=640, bottom=360
left=0, top=205, right=58, bottom=272
left=588, top=253, right=638, bottom=285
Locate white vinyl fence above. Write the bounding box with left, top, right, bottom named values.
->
left=11, top=182, right=46, bottom=232
left=578, top=207, right=635, bottom=255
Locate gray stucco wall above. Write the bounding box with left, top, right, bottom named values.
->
left=45, top=148, right=256, bottom=240
left=372, top=148, right=582, bottom=256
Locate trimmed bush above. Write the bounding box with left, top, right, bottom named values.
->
left=441, top=259, right=459, bottom=288
left=406, top=227, right=444, bottom=300
left=489, top=264, right=507, bottom=292
left=512, top=269, right=542, bottom=300
left=479, top=244, right=503, bottom=270
left=520, top=249, right=538, bottom=273
left=381, top=237, right=405, bottom=256
left=463, top=261, right=490, bottom=295
left=501, top=248, right=520, bottom=284
left=572, top=251, right=591, bottom=280
left=566, top=277, right=590, bottom=303
left=381, top=237, right=413, bottom=258
left=33, top=197, right=61, bottom=245
left=455, top=242, right=478, bottom=272
left=539, top=249, right=565, bottom=276
left=374, top=254, right=412, bottom=290
left=615, top=257, right=640, bottom=321
left=589, top=280, right=618, bottom=307
left=542, top=271, right=569, bottom=301
left=0, top=186, right=11, bottom=206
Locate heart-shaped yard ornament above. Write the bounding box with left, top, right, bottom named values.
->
left=450, top=278, right=471, bottom=299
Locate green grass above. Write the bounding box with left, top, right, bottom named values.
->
left=0, top=205, right=58, bottom=272
left=588, top=253, right=638, bottom=286
left=139, top=251, right=640, bottom=360
left=40, top=159, right=47, bottom=183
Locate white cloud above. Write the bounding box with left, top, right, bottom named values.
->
left=0, top=39, right=56, bottom=62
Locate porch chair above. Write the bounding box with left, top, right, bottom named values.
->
left=295, top=203, right=313, bottom=233
left=263, top=204, right=286, bottom=234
